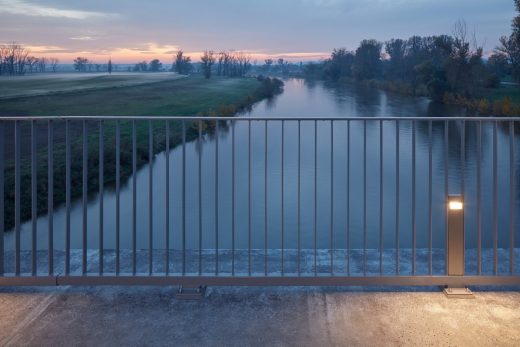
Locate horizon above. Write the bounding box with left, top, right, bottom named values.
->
left=0, top=0, right=515, bottom=64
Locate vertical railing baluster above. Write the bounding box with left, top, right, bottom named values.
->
left=248, top=120, right=252, bottom=276
left=297, top=120, right=301, bottom=276
left=412, top=120, right=416, bottom=275
left=149, top=121, right=153, bottom=275
left=510, top=121, right=515, bottom=275
left=330, top=120, right=334, bottom=275
left=216, top=120, right=219, bottom=275
left=477, top=120, right=482, bottom=275
left=461, top=119, right=465, bottom=207
left=460, top=120, right=465, bottom=275
left=347, top=120, right=350, bottom=276
left=115, top=120, right=120, bottom=275
left=65, top=120, right=71, bottom=275
left=31, top=120, right=37, bottom=275
left=132, top=120, right=137, bottom=275
left=444, top=121, right=448, bottom=275
left=493, top=121, right=498, bottom=275
left=198, top=120, right=202, bottom=275
left=182, top=120, right=186, bottom=276
left=82, top=120, right=88, bottom=274
left=428, top=120, right=433, bottom=275
left=379, top=120, right=383, bottom=275
left=99, top=120, right=104, bottom=275
left=48, top=120, right=54, bottom=275
left=396, top=121, right=400, bottom=275
left=165, top=121, right=170, bottom=275
left=281, top=120, right=285, bottom=276
left=314, top=120, right=317, bottom=276
left=232, top=120, right=236, bottom=276
left=14, top=121, right=21, bottom=275
left=264, top=120, right=267, bottom=276
left=363, top=120, right=367, bottom=276
left=0, top=121, right=4, bottom=276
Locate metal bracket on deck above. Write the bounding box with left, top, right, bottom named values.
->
left=443, top=287, right=474, bottom=299
left=175, top=285, right=207, bottom=300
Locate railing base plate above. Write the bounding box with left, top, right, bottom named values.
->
left=176, top=285, right=207, bottom=300
left=443, top=287, right=474, bottom=299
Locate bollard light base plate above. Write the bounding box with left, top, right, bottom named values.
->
left=175, top=285, right=207, bottom=300
left=443, top=287, right=474, bottom=299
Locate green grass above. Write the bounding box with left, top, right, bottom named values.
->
left=1, top=75, right=279, bottom=231
left=0, top=72, right=183, bottom=99
left=0, top=75, right=262, bottom=116
left=482, top=84, right=520, bottom=104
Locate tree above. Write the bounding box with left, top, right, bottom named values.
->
left=2, top=42, right=30, bottom=75
left=263, top=59, right=273, bottom=73
left=108, top=58, right=112, bottom=75
left=174, top=51, right=192, bottom=74
left=149, top=59, right=162, bottom=72
left=324, top=48, right=355, bottom=81
left=496, top=1, right=520, bottom=84
left=133, top=61, right=148, bottom=72
left=444, top=19, right=485, bottom=97
left=352, top=39, right=383, bottom=80
left=49, top=57, right=59, bottom=72
left=73, top=57, right=89, bottom=72
left=26, top=56, right=38, bottom=73
left=487, top=53, right=510, bottom=78
left=37, top=57, right=47, bottom=73
left=385, top=39, right=407, bottom=80
left=200, top=50, right=215, bottom=78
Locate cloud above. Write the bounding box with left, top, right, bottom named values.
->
left=0, top=0, right=117, bottom=19
left=70, top=36, right=96, bottom=41
left=23, top=44, right=75, bottom=53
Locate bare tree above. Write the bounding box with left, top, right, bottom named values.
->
left=26, top=56, right=38, bottom=73
left=1, top=42, right=30, bottom=75
left=49, top=57, right=59, bottom=72
left=37, top=57, right=47, bottom=73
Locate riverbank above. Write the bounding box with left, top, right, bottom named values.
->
left=1, top=75, right=284, bottom=231
left=326, top=77, right=520, bottom=116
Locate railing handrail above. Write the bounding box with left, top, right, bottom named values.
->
left=0, top=116, right=519, bottom=121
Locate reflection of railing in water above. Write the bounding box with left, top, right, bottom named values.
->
left=0, top=116, right=519, bottom=287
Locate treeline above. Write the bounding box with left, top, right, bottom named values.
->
left=0, top=42, right=59, bottom=75
left=260, top=58, right=302, bottom=76
left=304, top=15, right=519, bottom=107
left=182, top=50, right=253, bottom=78
left=73, top=57, right=114, bottom=73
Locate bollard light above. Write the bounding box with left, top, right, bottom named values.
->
left=444, top=195, right=473, bottom=298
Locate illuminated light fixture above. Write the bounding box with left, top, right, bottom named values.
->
left=444, top=195, right=473, bottom=298
left=449, top=200, right=463, bottom=210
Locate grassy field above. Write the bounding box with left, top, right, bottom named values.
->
left=0, top=72, right=184, bottom=100
left=0, top=74, right=264, bottom=116
left=1, top=74, right=282, bottom=231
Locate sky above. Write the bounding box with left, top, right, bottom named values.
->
left=0, top=0, right=516, bottom=64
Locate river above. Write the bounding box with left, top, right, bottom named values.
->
left=5, top=78, right=519, bottom=261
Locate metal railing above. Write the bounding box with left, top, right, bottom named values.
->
left=0, top=116, right=519, bottom=287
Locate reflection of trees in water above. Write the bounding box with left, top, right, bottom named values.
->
left=264, top=95, right=278, bottom=110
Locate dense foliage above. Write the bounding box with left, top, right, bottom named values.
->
left=304, top=15, right=519, bottom=108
